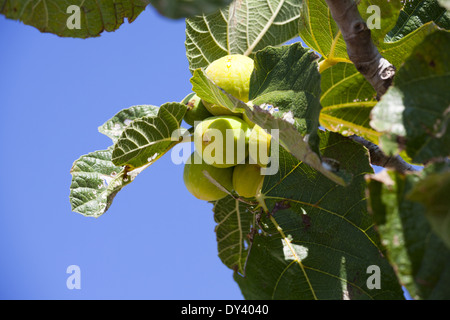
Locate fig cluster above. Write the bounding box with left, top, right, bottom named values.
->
left=181, top=54, right=271, bottom=201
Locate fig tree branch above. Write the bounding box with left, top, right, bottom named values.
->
left=324, top=0, right=396, bottom=99
left=349, top=135, right=416, bottom=173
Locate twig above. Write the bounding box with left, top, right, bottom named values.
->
left=324, top=0, right=396, bottom=99
left=349, top=135, right=416, bottom=173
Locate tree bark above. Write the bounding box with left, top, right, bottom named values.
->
left=324, top=0, right=396, bottom=99
left=349, top=135, right=416, bottom=173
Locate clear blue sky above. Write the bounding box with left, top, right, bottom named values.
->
left=0, top=7, right=244, bottom=299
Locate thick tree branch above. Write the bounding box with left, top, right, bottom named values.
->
left=325, top=0, right=396, bottom=99
left=349, top=135, right=416, bottom=173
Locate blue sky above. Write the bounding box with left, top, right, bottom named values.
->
left=0, top=7, right=244, bottom=299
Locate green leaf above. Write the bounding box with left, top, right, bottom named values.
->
left=213, top=197, right=256, bottom=274
left=189, top=68, right=239, bottom=110
left=149, top=0, right=232, bottom=19
left=99, top=105, right=159, bottom=143
left=70, top=103, right=186, bottom=217
left=70, top=148, right=146, bottom=217
left=366, top=168, right=450, bottom=299
left=185, top=0, right=303, bottom=73
left=370, top=31, right=450, bottom=163
left=386, top=0, right=450, bottom=42
left=0, top=0, right=150, bottom=38
left=407, top=163, right=450, bottom=249
left=248, top=43, right=322, bottom=149
left=249, top=44, right=321, bottom=119
left=233, top=131, right=404, bottom=299
left=299, top=0, right=348, bottom=63
left=319, top=62, right=380, bottom=143
left=112, top=102, right=187, bottom=169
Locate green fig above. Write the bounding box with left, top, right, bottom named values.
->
left=248, top=124, right=272, bottom=167
left=194, top=116, right=251, bottom=168
left=204, top=54, right=254, bottom=116
left=181, top=93, right=213, bottom=126
left=232, top=164, right=265, bottom=198
left=183, top=152, right=234, bottom=201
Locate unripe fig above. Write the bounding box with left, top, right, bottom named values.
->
left=204, top=54, right=254, bottom=116
left=183, top=152, right=234, bottom=201
left=194, top=116, right=251, bottom=168
left=232, top=164, right=265, bottom=198
left=248, top=124, right=271, bottom=167
left=181, top=93, right=213, bottom=126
